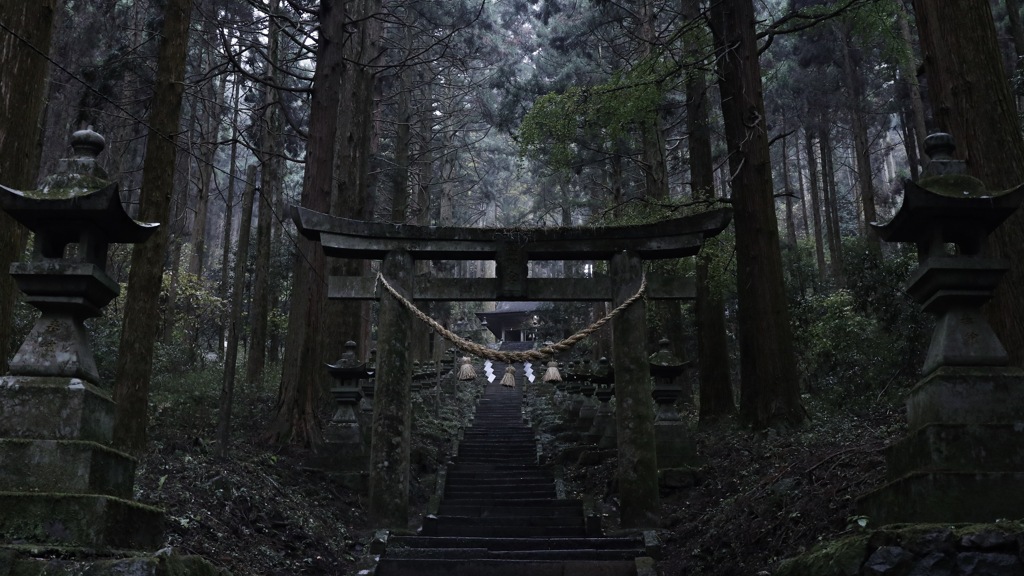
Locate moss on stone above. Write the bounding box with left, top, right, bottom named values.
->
left=916, top=174, right=988, bottom=198
left=774, top=533, right=866, bottom=576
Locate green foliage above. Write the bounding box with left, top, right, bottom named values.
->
left=159, top=270, right=226, bottom=367
left=85, top=303, right=124, bottom=383
left=518, top=57, right=670, bottom=171
left=150, top=362, right=225, bottom=437
left=793, top=289, right=889, bottom=395
left=844, top=0, right=904, bottom=65
left=790, top=239, right=929, bottom=407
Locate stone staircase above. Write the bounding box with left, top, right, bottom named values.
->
left=374, top=363, right=654, bottom=576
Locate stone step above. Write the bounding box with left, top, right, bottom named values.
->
left=375, top=558, right=639, bottom=576
left=444, top=488, right=556, bottom=500
left=456, top=446, right=535, bottom=454
left=451, top=457, right=537, bottom=465
left=456, top=448, right=537, bottom=457
left=437, top=501, right=583, bottom=517
left=388, top=535, right=645, bottom=552
left=428, top=515, right=585, bottom=531
left=445, top=475, right=551, bottom=486
left=441, top=493, right=560, bottom=504
left=435, top=496, right=569, bottom=508
left=383, top=547, right=643, bottom=562
left=376, top=377, right=651, bottom=576
left=448, top=461, right=545, bottom=469
left=445, top=475, right=551, bottom=484
left=431, top=524, right=589, bottom=538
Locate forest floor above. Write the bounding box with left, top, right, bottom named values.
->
left=134, top=376, right=907, bottom=576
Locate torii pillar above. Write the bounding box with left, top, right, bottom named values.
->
left=611, top=251, right=659, bottom=528
left=368, top=250, right=414, bottom=528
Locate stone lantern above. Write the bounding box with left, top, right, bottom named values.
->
left=649, top=338, right=687, bottom=422
left=0, top=129, right=164, bottom=551
left=648, top=338, right=695, bottom=469
left=358, top=348, right=377, bottom=448
left=2, top=128, right=157, bottom=383
left=560, top=360, right=579, bottom=420
left=324, top=340, right=370, bottom=446
left=859, top=133, right=1024, bottom=524
left=576, top=358, right=597, bottom=432
left=589, top=357, right=617, bottom=449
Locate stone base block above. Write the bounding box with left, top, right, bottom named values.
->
left=776, top=522, right=1024, bottom=576
left=0, top=439, right=136, bottom=498
left=0, top=548, right=230, bottom=576
left=0, top=377, right=114, bottom=443
left=887, top=423, right=1024, bottom=478
left=654, top=422, right=696, bottom=469
left=907, top=368, right=1024, bottom=429
left=0, top=493, right=164, bottom=550
left=323, top=423, right=362, bottom=445
left=858, top=471, right=1024, bottom=525
left=576, top=407, right=596, bottom=433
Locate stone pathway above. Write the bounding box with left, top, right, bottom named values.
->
left=374, top=364, right=654, bottom=575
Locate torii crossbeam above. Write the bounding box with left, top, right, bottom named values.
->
left=292, top=206, right=732, bottom=301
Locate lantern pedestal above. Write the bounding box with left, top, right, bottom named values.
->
left=856, top=134, right=1024, bottom=525
left=0, top=130, right=225, bottom=573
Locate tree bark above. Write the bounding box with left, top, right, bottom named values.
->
left=264, top=1, right=345, bottom=446
left=913, top=0, right=1024, bottom=367
left=794, top=129, right=811, bottom=241
left=218, top=86, right=241, bottom=355
left=683, top=0, right=734, bottom=424
left=325, top=0, right=379, bottom=363
left=838, top=21, right=881, bottom=254
left=113, top=0, right=194, bottom=454
left=897, top=3, right=929, bottom=169
left=819, top=126, right=844, bottom=280
left=245, top=0, right=281, bottom=393
left=781, top=131, right=798, bottom=248
left=217, top=164, right=256, bottom=459
left=804, top=130, right=827, bottom=283
left=709, top=0, right=804, bottom=429
left=1005, top=0, right=1024, bottom=81
left=0, top=1, right=56, bottom=372
left=187, top=31, right=224, bottom=279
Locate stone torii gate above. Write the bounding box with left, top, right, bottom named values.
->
left=294, top=206, right=732, bottom=530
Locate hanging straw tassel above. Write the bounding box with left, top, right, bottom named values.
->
left=542, top=360, right=561, bottom=383
left=458, top=357, right=477, bottom=380
left=501, top=365, right=517, bottom=388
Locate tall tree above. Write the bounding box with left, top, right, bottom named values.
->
left=217, top=164, right=257, bottom=459
left=682, top=0, right=734, bottom=423
left=0, top=1, right=57, bottom=373
left=804, top=130, right=828, bottom=282
left=709, top=0, right=804, bottom=428
left=837, top=19, right=880, bottom=253
left=264, top=0, right=346, bottom=446
left=245, top=0, right=282, bottom=393
left=113, top=0, right=194, bottom=453
left=912, top=0, right=1024, bottom=367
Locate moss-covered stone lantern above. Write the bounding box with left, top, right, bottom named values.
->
left=320, top=340, right=373, bottom=473
left=0, top=129, right=181, bottom=560
left=859, top=133, right=1024, bottom=525
left=1, top=128, right=156, bottom=383
left=648, top=338, right=695, bottom=469
left=590, top=357, right=616, bottom=449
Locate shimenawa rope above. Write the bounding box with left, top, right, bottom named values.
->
left=375, top=272, right=648, bottom=364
